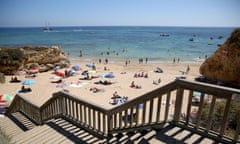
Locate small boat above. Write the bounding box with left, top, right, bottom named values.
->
left=160, top=34, right=169, bottom=37
left=189, top=38, right=194, bottom=41
left=43, top=22, right=53, bottom=32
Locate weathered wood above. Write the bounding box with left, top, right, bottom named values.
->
left=142, top=101, right=147, bottom=125
left=5, top=80, right=240, bottom=143
left=234, top=114, right=240, bottom=142
left=220, top=96, right=232, bottom=136
left=195, top=92, right=205, bottom=128
left=176, top=79, right=240, bottom=98
left=186, top=90, right=193, bottom=124
left=149, top=99, right=154, bottom=123
left=93, top=109, right=96, bottom=129
left=174, top=88, right=184, bottom=123
left=164, top=92, right=171, bottom=122
left=206, top=95, right=216, bottom=131
left=156, top=95, right=162, bottom=122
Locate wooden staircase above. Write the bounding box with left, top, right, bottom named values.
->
left=0, top=114, right=218, bottom=144
left=1, top=79, right=240, bottom=143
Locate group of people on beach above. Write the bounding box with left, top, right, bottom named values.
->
left=134, top=72, right=148, bottom=78
left=110, top=91, right=128, bottom=105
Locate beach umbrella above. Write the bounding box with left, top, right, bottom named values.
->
left=104, top=73, right=115, bottom=78
left=22, top=79, right=36, bottom=85
left=72, top=65, right=80, bottom=71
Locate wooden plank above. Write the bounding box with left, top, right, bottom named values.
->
left=149, top=99, right=154, bottom=123
left=206, top=95, right=216, bottom=131
left=103, top=114, right=106, bottom=134
left=156, top=95, right=162, bottom=122
left=136, top=104, right=139, bottom=125
left=234, top=114, right=240, bottom=142
left=72, top=100, right=75, bottom=119
left=220, top=97, right=232, bottom=136
left=78, top=104, right=82, bottom=123
left=130, top=107, right=134, bottom=127
left=76, top=102, right=79, bottom=121
left=142, top=101, right=147, bottom=125
left=98, top=111, right=101, bottom=131
left=93, top=109, right=96, bottom=129
left=84, top=105, right=87, bottom=125
left=113, top=112, right=117, bottom=129
left=195, top=92, right=205, bottom=128
left=119, top=111, right=122, bottom=128
left=164, top=92, right=171, bottom=122
left=124, top=109, right=128, bottom=127
left=186, top=90, right=193, bottom=124
left=88, top=107, right=91, bottom=127
left=174, top=88, right=184, bottom=122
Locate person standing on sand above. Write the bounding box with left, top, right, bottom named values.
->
left=145, top=57, right=148, bottom=64
left=105, top=58, right=108, bottom=64
left=80, top=50, right=82, bottom=57
left=186, top=65, right=190, bottom=74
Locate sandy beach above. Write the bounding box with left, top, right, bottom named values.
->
left=0, top=60, right=201, bottom=109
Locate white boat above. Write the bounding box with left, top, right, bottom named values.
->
left=43, top=22, right=53, bottom=32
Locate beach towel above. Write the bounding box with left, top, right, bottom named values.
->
left=69, top=82, right=88, bottom=88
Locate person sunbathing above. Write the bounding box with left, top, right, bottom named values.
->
left=95, top=80, right=112, bottom=85
left=51, top=79, right=62, bottom=83
left=130, top=81, right=141, bottom=89
left=20, top=86, right=32, bottom=92
left=10, top=76, right=21, bottom=83
left=90, top=87, right=102, bottom=93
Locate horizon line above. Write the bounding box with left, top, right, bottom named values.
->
left=0, top=25, right=239, bottom=28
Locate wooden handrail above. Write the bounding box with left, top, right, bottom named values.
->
left=5, top=79, right=240, bottom=142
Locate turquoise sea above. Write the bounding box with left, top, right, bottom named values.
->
left=0, top=26, right=236, bottom=63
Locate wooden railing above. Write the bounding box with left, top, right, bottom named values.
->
left=5, top=79, right=240, bottom=143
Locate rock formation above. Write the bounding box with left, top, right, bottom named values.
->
left=0, top=46, right=70, bottom=75
left=200, top=28, right=240, bottom=86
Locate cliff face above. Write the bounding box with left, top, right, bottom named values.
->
left=200, top=28, right=240, bottom=85
left=0, top=46, right=70, bottom=74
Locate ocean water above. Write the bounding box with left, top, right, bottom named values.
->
left=0, top=26, right=236, bottom=63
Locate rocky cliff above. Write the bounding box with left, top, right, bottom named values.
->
left=0, top=46, right=70, bottom=75
left=199, top=28, right=240, bottom=86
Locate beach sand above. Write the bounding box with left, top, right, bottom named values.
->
left=0, top=60, right=201, bottom=110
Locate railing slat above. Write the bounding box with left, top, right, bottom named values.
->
left=149, top=99, right=154, bottom=123
left=136, top=104, right=140, bottom=125
left=174, top=88, right=183, bottom=123
left=142, top=101, right=147, bottom=124
left=220, top=97, right=232, bottom=136
left=156, top=95, right=162, bottom=122
left=195, top=92, right=205, bottom=128
left=164, top=92, right=171, bottom=122
left=124, top=109, right=128, bottom=127
left=206, top=95, right=216, bottom=131
left=186, top=90, right=193, bottom=124
left=130, top=107, right=134, bottom=127
left=93, top=109, right=96, bottom=129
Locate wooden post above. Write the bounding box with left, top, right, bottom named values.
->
left=174, top=88, right=184, bottom=123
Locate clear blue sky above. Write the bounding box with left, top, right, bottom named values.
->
left=0, top=0, right=239, bottom=27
